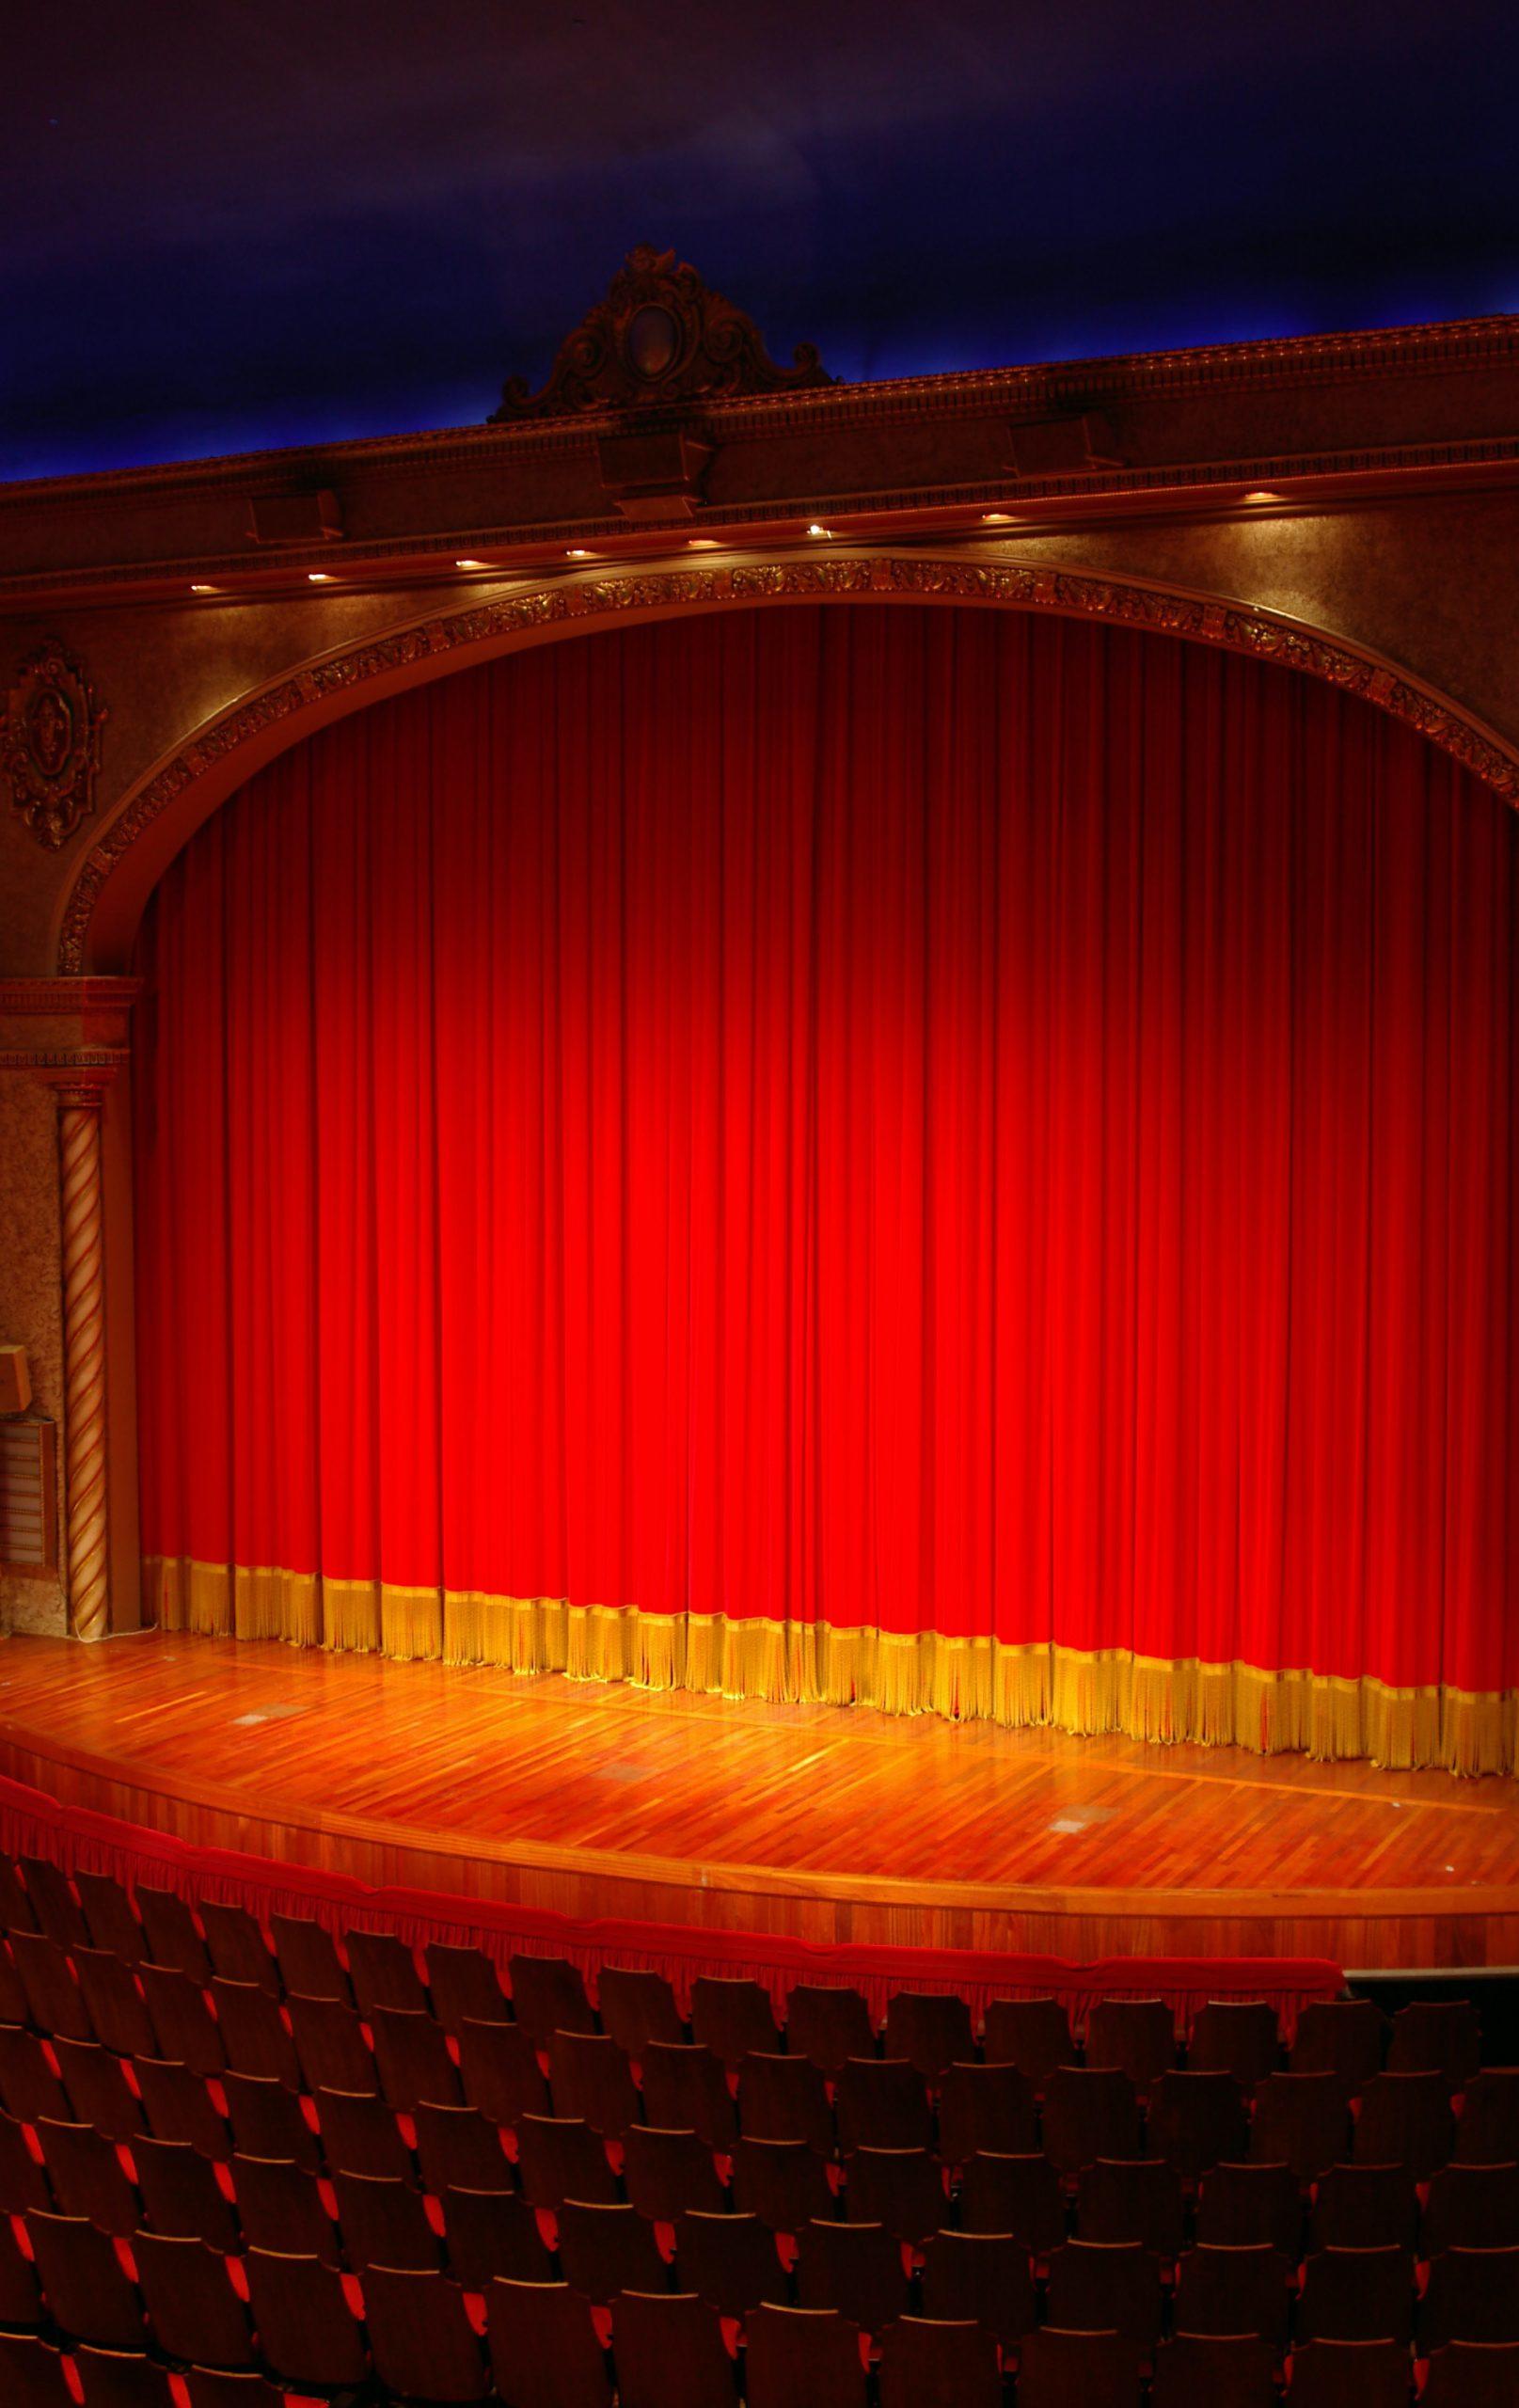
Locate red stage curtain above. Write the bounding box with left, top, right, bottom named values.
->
left=133, top=605, right=1519, bottom=1767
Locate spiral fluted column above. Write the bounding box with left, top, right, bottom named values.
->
left=55, top=1081, right=110, bottom=1640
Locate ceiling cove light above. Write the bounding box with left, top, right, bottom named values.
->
left=982, top=511, right=1015, bottom=524
left=190, top=583, right=214, bottom=594
left=307, top=570, right=333, bottom=582
left=455, top=557, right=489, bottom=569
left=1243, top=489, right=1283, bottom=503
left=807, top=523, right=832, bottom=538
left=687, top=536, right=720, bottom=549
left=566, top=547, right=593, bottom=559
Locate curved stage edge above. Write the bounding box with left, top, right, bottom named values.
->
left=0, top=1630, right=1516, bottom=1971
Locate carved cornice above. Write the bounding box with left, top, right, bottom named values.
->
left=0, top=977, right=141, bottom=1015
left=491, top=245, right=832, bottom=420
left=55, top=551, right=1519, bottom=974
left=0, top=1051, right=125, bottom=1081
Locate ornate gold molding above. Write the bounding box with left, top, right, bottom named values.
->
left=56, top=551, right=1519, bottom=974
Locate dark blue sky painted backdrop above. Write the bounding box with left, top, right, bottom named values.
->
left=3, top=0, right=1514, bottom=483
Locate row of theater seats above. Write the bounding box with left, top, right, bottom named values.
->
left=0, top=1845, right=1515, bottom=2402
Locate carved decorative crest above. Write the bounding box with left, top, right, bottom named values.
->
left=4, top=641, right=106, bottom=849
left=491, top=245, right=833, bottom=420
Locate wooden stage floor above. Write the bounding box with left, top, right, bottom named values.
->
left=1, top=1630, right=1516, bottom=1970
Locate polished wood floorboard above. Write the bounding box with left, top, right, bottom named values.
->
left=1, top=1630, right=1516, bottom=1968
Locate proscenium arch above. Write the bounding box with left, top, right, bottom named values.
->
left=56, top=545, right=1519, bottom=974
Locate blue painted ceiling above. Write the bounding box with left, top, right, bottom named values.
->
left=3, top=0, right=1515, bottom=483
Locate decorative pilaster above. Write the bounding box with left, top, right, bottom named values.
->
left=55, top=1078, right=112, bottom=1640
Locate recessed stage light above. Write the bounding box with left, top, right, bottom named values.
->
left=307, top=571, right=333, bottom=582
left=566, top=547, right=593, bottom=559
left=190, top=583, right=214, bottom=594
left=455, top=558, right=489, bottom=570
left=807, top=523, right=832, bottom=538
left=688, top=537, right=720, bottom=549
left=1243, top=489, right=1282, bottom=503
left=982, top=511, right=1015, bottom=524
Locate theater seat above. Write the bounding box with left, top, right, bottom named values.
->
left=877, top=2314, right=1001, bottom=2408
left=1085, top=1999, right=1177, bottom=2097
left=1419, top=2245, right=1519, bottom=2350
left=1186, top=2002, right=1281, bottom=2089
left=1284, top=2338, right=1412, bottom=2408
left=981, top=1997, right=1077, bottom=2088
left=54, top=2032, right=145, bottom=2147
left=730, top=2134, right=835, bottom=2231
left=957, top=2148, right=1065, bottom=2250
left=1311, top=2162, right=1419, bottom=2251
left=1354, top=2071, right=1456, bottom=2178
left=136, top=1966, right=225, bottom=2078
left=737, top=2051, right=833, bottom=2151
left=673, top=2210, right=789, bottom=2318
left=918, top=2227, right=1037, bottom=2348
left=508, top=1952, right=596, bottom=2047
left=415, top=2098, right=515, bottom=2194
left=222, top=2072, right=321, bottom=2170
left=244, top=2247, right=370, bottom=2392
left=133, top=2133, right=239, bottom=2252
left=935, top=2060, right=1036, bottom=2162
left=609, top=2289, right=736, bottom=2408
left=1290, top=2000, right=1387, bottom=2090
left=795, top=2217, right=910, bottom=2337
left=688, top=1976, right=780, bottom=2067
left=1044, top=2239, right=1163, bottom=2349
left=1296, top=2245, right=1414, bottom=2346
left=346, top=1925, right=431, bottom=2020
left=1422, top=2340, right=1519, bottom=2407
left=363, top=2265, right=491, bottom=2401
left=515, top=2113, right=618, bottom=2210
left=318, top=2082, right=417, bottom=2181
left=1077, top=2157, right=1185, bottom=2257
left=371, top=2002, right=463, bottom=2112
left=743, top=2303, right=868, bottom=2408
left=547, top=2027, right=641, bottom=2135
left=881, top=1990, right=976, bottom=2080
left=134, top=2057, right=229, bottom=2162
left=844, top=2144, right=946, bottom=2242
left=193, top=1899, right=270, bottom=1993
left=485, top=2279, right=613, bottom=2408
left=1015, top=2327, right=1142, bottom=2408
left=785, top=1985, right=876, bottom=2075
left=441, top=2185, right=556, bottom=2289
left=427, top=1941, right=511, bottom=2034
left=134, top=2231, right=257, bottom=2369
left=457, top=2016, right=551, bottom=2126
left=596, top=1965, right=686, bottom=2056
left=555, top=2199, right=670, bottom=2305
left=1041, top=2066, right=1143, bottom=2175
left=269, top=1913, right=350, bottom=2004
left=1170, top=2242, right=1290, bottom=2346
left=71, top=2344, right=179, bottom=2407
left=1194, top=2167, right=1300, bottom=2254
left=1150, top=2334, right=1278, bottom=2408
left=622, top=2121, right=727, bottom=2221
left=640, top=2043, right=738, bottom=2149
left=134, top=1888, right=214, bottom=1984
left=834, top=2056, right=931, bottom=2152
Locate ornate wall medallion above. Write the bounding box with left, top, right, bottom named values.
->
left=492, top=244, right=834, bottom=419
left=4, top=641, right=106, bottom=849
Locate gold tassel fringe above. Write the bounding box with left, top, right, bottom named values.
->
left=141, top=1555, right=1519, bottom=1776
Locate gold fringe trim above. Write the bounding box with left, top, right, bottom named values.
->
left=141, top=1556, right=1519, bottom=1776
